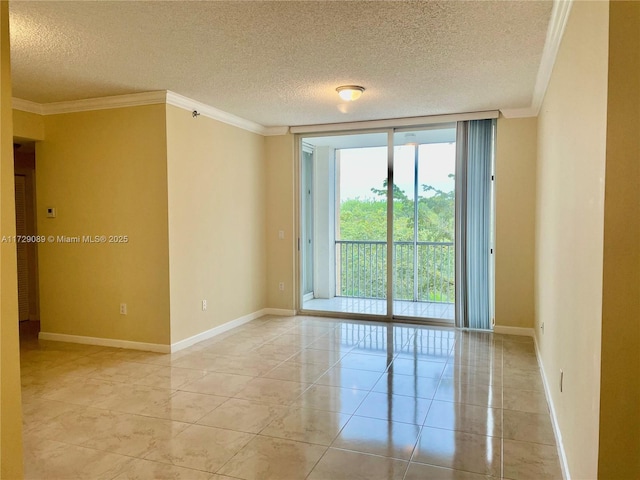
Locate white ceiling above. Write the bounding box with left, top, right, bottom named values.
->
left=9, top=1, right=553, bottom=128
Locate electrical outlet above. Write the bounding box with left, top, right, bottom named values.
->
left=119, top=303, right=127, bottom=315
left=202, top=300, right=207, bottom=311
left=278, top=282, right=285, bottom=291
left=560, top=369, right=564, bottom=393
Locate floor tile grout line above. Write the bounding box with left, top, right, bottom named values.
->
left=319, top=446, right=411, bottom=463
left=118, top=452, right=221, bottom=478
left=405, top=459, right=499, bottom=478
left=303, top=444, right=333, bottom=480
left=22, top=318, right=558, bottom=479
left=501, top=334, right=505, bottom=480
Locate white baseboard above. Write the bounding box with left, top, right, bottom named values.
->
left=263, top=308, right=296, bottom=317
left=170, top=308, right=276, bottom=353
left=39, top=307, right=298, bottom=355
left=38, top=331, right=170, bottom=353
left=534, top=335, right=571, bottom=480
left=493, top=325, right=534, bottom=337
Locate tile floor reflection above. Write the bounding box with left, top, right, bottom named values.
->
left=20, top=316, right=563, bottom=479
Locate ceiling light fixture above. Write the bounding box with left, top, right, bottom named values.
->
left=404, top=133, right=418, bottom=146
left=336, top=85, right=365, bottom=102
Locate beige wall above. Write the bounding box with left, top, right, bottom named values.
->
left=598, top=1, right=640, bottom=477
left=13, top=109, right=44, bottom=142
left=36, top=105, right=171, bottom=345
left=19, top=103, right=274, bottom=348
left=0, top=1, right=25, bottom=477
left=166, top=105, right=267, bottom=343
left=494, top=117, right=537, bottom=329
left=535, top=2, right=609, bottom=478
left=265, top=134, right=296, bottom=311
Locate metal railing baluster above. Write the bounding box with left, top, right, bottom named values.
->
left=334, top=240, right=453, bottom=304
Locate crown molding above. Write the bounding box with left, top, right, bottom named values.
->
left=263, top=126, right=290, bottom=136
left=500, top=0, right=573, bottom=120
left=12, top=98, right=43, bottom=115
left=500, top=107, right=538, bottom=119
left=12, top=91, right=290, bottom=136
left=530, top=0, right=573, bottom=115
left=166, top=90, right=283, bottom=136
left=42, top=91, right=167, bottom=115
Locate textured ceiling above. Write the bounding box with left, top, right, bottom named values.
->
left=9, top=1, right=552, bottom=128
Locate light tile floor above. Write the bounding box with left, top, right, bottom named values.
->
left=20, top=316, right=563, bottom=479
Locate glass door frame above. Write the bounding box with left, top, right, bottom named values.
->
left=296, top=123, right=456, bottom=326
left=385, top=129, right=394, bottom=318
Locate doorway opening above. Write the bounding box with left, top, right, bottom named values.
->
left=299, top=126, right=456, bottom=322
left=14, top=142, right=40, bottom=340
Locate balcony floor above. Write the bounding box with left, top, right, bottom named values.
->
left=303, top=296, right=454, bottom=321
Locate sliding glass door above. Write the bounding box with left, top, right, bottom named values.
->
left=392, top=128, right=456, bottom=320
left=300, top=125, right=457, bottom=322
left=301, top=132, right=388, bottom=316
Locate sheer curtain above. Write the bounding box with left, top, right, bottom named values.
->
left=455, top=119, right=495, bottom=330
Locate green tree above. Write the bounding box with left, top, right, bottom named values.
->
left=338, top=179, right=455, bottom=302
left=339, top=178, right=455, bottom=242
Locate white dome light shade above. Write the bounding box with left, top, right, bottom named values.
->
left=336, top=85, right=365, bottom=101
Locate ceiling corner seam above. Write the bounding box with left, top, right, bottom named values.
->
left=530, top=0, right=574, bottom=116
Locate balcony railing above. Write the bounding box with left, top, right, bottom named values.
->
left=336, top=240, right=454, bottom=303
